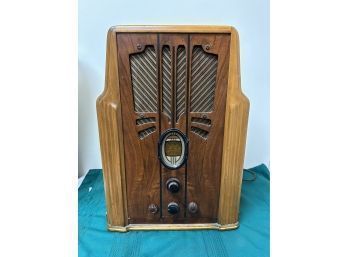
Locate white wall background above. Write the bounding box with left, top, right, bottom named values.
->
left=78, top=0, right=269, bottom=177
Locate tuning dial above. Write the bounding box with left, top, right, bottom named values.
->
left=167, top=202, right=180, bottom=215
left=166, top=178, right=180, bottom=193
left=148, top=203, right=159, bottom=214
left=188, top=202, right=198, bottom=214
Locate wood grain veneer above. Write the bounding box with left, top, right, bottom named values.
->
left=97, top=25, right=249, bottom=231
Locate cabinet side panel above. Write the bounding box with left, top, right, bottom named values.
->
left=218, top=29, right=250, bottom=225
left=97, top=29, right=127, bottom=227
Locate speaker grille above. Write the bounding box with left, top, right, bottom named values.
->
left=191, top=126, right=209, bottom=139
left=130, top=46, right=157, bottom=113
left=176, top=46, right=186, bottom=122
left=136, top=117, right=156, bottom=125
left=191, top=117, right=211, bottom=126
left=162, top=46, right=172, bottom=119
left=190, top=46, right=218, bottom=113
left=138, top=126, right=156, bottom=139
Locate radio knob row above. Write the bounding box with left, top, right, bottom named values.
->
left=148, top=202, right=198, bottom=214
left=149, top=176, right=198, bottom=215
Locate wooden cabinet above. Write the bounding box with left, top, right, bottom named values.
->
left=97, top=26, right=249, bottom=231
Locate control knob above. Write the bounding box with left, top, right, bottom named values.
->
left=167, top=202, right=180, bottom=215
left=148, top=203, right=159, bottom=214
left=166, top=178, right=180, bottom=193
left=188, top=202, right=198, bottom=214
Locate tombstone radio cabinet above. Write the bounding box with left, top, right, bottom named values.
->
left=97, top=25, right=249, bottom=231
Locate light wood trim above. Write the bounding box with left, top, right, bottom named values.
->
left=218, top=28, right=250, bottom=225
left=108, top=222, right=239, bottom=232
left=97, top=28, right=127, bottom=226
left=113, top=25, right=235, bottom=34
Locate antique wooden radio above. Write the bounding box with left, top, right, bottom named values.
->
left=97, top=25, right=249, bottom=231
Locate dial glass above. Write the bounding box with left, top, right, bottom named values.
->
left=165, top=140, right=182, bottom=156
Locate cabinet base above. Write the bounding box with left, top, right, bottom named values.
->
left=107, top=222, right=239, bottom=232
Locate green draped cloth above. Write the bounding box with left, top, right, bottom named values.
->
left=79, top=164, right=270, bottom=257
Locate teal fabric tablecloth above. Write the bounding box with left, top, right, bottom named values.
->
left=78, top=164, right=270, bottom=257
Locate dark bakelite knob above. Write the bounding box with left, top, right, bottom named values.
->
left=188, top=202, right=198, bottom=214
left=148, top=203, right=159, bottom=214
left=166, top=178, right=180, bottom=193
left=167, top=202, right=180, bottom=215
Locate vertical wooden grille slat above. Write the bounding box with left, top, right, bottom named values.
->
left=190, top=46, right=218, bottom=112
left=130, top=46, right=158, bottom=112
left=176, top=46, right=186, bottom=122
left=162, top=46, right=172, bottom=120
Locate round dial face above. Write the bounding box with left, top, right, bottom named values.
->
left=159, top=129, right=188, bottom=169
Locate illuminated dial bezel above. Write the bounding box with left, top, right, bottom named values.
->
left=158, top=129, right=188, bottom=170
